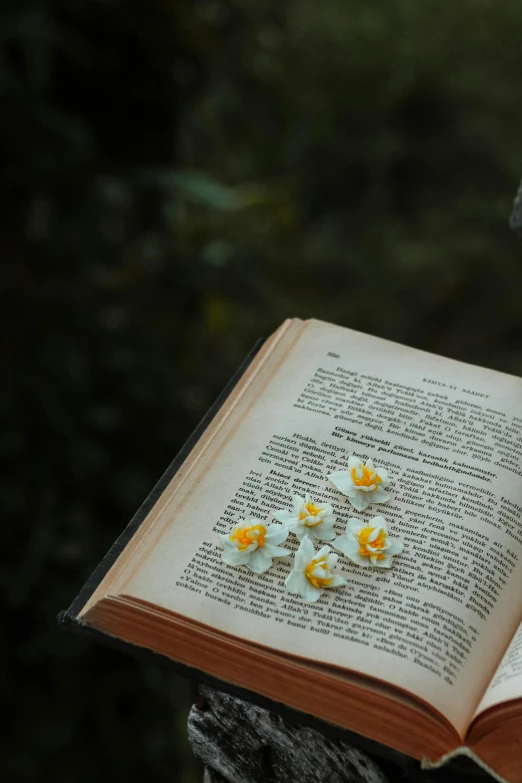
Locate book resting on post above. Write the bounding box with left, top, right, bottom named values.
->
left=62, top=319, right=522, bottom=783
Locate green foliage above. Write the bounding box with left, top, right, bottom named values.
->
left=3, top=0, right=522, bottom=781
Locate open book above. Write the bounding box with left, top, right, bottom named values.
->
left=65, top=319, right=522, bottom=782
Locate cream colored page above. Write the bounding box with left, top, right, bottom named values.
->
left=474, top=622, right=522, bottom=716
left=122, top=320, right=522, bottom=734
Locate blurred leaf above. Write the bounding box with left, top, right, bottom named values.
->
left=141, top=169, right=240, bottom=210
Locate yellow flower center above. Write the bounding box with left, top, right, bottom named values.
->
left=230, top=524, right=266, bottom=551
left=351, top=465, right=382, bottom=488
left=299, top=501, right=323, bottom=527
left=305, top=557, right=332, bottom=588
left=356, top=525, right=387, bottom=560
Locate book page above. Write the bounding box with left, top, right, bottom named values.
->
left=474, top=622, right=522, bottom=716
left=120, top=320, right=522, bottom=735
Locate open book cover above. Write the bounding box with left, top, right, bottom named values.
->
left=61, top=319, right=522, bottom=783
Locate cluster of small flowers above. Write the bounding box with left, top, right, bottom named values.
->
left=220, top=456, right=404, bottom=603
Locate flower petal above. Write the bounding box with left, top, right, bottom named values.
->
left=319, top=514, right=336, bottom=528
left=221, top=549, right=250, bottom=567
left=345, top=550, right=372, bottom=568
left=264, top=524, right=289, bottom=545
left=316, top=545, right=331, bottom=561
left=371, top=516, right=388, bottom=532
left=295, top=537, right=315, bottom=568
left=285, top=570, right=307, bottom=594
left=230, top=540, right=258, bottom=555
left=376, top=468, right=390, bottom=487
left=370, top=487, right=391, bottom=504
left=326, top=552, right=339, bottom=569
left=373, top=554, right=393, bottom=568
left=220, top=534, right=237, bottom=550
left=264, top=544, right=291, bottom=557
left=301, top=581, right=324, bottom=603
left=328, top=574, right=346, bottom=587
left=317, top=528, right=337, bottom=541
left=347, top=455, right=362, bottom=471
left=347, top=517, right=363, bottom=535
left=273, top=510, right=295, bottom=524
left=292, top=494, right=305, bottom=512
left=248, top=549, right=273, bottom=574
left=347, top=491, right=369, bottom=512
left=328, top=470, right=355, bottom=495
left=333, top=536, right=358, bottom=557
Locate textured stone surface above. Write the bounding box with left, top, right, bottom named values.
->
left=188, top=686, right=389, bottom=783
left=203, top=767, right=229, bottom=783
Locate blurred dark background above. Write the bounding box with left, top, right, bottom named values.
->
left=3, top=0, right=522, bottom=781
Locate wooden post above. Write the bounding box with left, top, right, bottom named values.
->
left=188, top=685, right=390, bottom=783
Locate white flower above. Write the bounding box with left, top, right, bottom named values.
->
left=328, top=456, right=390, bottom=512
left=334, top=516, right=403, bottom=568
left=285, top=538, right=346, bottom=602
left=220, top=519, right=289, bottom=574
left=273, top=493, right=337, bottom=542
